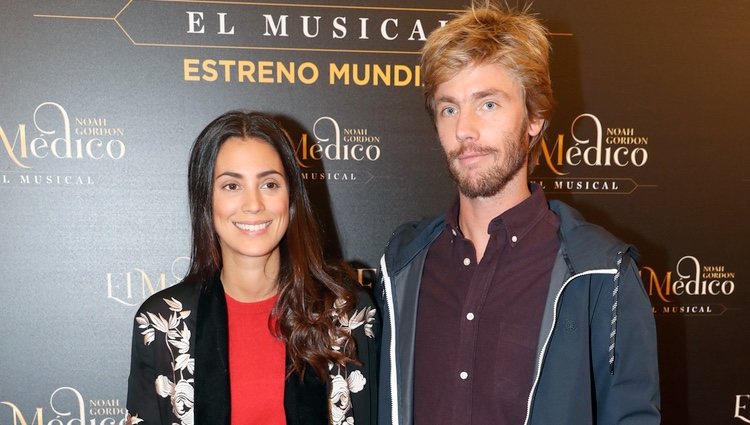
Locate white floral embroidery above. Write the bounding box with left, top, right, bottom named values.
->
left=125, top=412, right=143, bottom=424
left=329, top=299, right=376, bottom=425
left=134, top=297, right=194, bottom=425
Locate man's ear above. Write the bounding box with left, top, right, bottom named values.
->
left=527, top=116, right=544, bottom=138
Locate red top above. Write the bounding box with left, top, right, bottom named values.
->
left=225, top=292, right=286, bottom=425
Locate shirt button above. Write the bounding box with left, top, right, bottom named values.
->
left=463, top=257, right=471, bottom=266
left=511, top=235, right=518, bottom=243
left=466, top=312, right=475, bottom=321
left=459, top=371, right=468, bottom=380
left=451, top=229, right=457, bottom=236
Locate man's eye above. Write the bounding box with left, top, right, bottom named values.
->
left=483, top=101, right=497, bottom=110
left=442, top=106, right=457, bottom=116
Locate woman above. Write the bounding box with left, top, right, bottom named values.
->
left=125, top=111, right=379, bottom=425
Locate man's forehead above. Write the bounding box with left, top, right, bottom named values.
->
left=434, top=62, right=523, bottom=100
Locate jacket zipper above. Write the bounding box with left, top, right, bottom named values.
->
left=522, top=268, right=617, bottom=425
left=380, top=254, right=399, bottom=425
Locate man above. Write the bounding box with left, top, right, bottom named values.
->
left=375, top=3, right=660, bottom=425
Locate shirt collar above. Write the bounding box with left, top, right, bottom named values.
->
left=445, top=183, right=550, bottom=245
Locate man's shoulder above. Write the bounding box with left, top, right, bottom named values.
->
left=389, top=215, right=444, bottom=244
left=549, top=200, right=636, bottom=270
left=383, top=215, right=445, bottom=273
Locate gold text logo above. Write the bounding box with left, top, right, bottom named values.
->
left=0, top=102, right=125, bottom=169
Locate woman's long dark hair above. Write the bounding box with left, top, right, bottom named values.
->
left=186, top=111, right=357, bottom=379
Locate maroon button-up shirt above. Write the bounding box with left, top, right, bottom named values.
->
left=414, top=185, right=561, bottom=425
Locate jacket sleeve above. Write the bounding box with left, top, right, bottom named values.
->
left=346, top=289, right=381, bottom=425
left=125, top=309, right=163, bottom=425
left=593, top=254, right=661, bottom=424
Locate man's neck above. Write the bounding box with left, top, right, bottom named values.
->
left=458, top=178, right=531, bottom=262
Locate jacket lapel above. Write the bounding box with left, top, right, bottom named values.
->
left=194, top=274, right=231, bottom=425
left=284, top=357, right=330, bottom=425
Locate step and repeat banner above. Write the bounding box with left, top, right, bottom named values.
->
left=1, top=1, right=748, bottom=424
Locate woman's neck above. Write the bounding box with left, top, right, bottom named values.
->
left=220, top=249, right=281, bottom=302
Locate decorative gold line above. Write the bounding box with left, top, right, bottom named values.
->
left=149, top=0, right=461, bottom=13
left=536, top=177, right=641, bottom=181
left=0, top=171, right=108, bottom=175
left=33, top=14, right=114, bottom=20
left=534, top=177, right=654, bottom=195
left=564, top=188, right=632, bottom=194
left=114, top=18, right=138, bottom=45
left=551, top=190, right=637, bottom=195
left=131, top=41, right=422, bottom=54
left=115, top=0, right=135, bottom=20
left=35, top=0, right=572, bottom=50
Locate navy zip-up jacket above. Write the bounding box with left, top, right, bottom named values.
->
left=374, top=200, right=660, bottom=425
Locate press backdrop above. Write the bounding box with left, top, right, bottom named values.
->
left=1, top=1, right=749, bottom=424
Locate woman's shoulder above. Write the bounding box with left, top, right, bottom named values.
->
left=135, top=274, right=206, bottom=316
left=337, top=282, right=378, bottom=340
left=350, top=283, right=376, bottom=310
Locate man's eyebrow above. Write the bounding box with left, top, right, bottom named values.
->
left=435, top=89, right=512, bottom=104
left=435, top=94, right=457, bottom=104
left=472, top=89, right=511, bottom=101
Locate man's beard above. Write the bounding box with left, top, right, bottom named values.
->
left=444, top=125, right=528, bottom=199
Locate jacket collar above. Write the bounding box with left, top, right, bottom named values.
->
left=385, top=215, right=445, bottom=275
left=549, top=200, right=634, bottom=274
left=385, top=199, right=633, bottom=277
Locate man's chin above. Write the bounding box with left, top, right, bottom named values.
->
left=456, top=179, right=505, bottom=199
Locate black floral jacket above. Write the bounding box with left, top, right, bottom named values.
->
left=126, top=274, right=379, bottom=425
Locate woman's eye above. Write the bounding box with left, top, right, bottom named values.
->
left=262, top=181, right=280, bottom=189
left=224, top=183, right=239, bottom=191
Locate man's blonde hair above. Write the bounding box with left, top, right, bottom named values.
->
left=421, top=2, right=553, bottom=172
